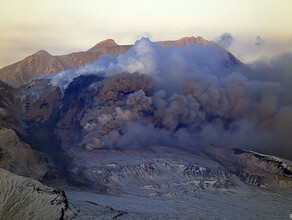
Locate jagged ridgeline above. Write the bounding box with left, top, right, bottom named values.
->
left=0, top=37, right=212, bottom=87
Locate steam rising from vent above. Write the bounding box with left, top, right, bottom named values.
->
left=49, top=38, right=292, bottom=159
left=255, top=36, right=265, bottom=50
left=215, top=33, right=234, bottom=49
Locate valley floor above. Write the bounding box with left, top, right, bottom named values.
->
left=48, top=145, right=292, bottom=220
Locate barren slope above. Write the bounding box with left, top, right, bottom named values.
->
left=0, top=168, right=77, bottom=220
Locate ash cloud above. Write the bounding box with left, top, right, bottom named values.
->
left=50, top=37, right=292, bottom=159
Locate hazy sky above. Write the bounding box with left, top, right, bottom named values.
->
left=0, top=0, right=292, bottom=67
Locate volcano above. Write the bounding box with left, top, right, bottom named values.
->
left=0, top=36, right=291, bottom=219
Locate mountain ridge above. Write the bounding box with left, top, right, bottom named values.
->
left=87, top=38, right=119, bottom=51
left=0, top=36, right=239, bottom=87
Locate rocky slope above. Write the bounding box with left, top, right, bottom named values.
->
left=0, top=81, right=50, bottom=180
left=0, top=81, right=77, bottom=219
left=0, top=80, right=14, bottom=108
left=0, top=168, right=78, bottom=220
left=0, top=128, right=49, bottom=180
left=0, top=36, right=240, bottom=87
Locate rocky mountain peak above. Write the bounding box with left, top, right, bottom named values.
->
left=34, top=50, right=52, bottom=57
left=88, top=39, right=118, bottom=51
left=159, top=36, right=211, bottom=48
left=175, top=36, right=210, bottom=46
